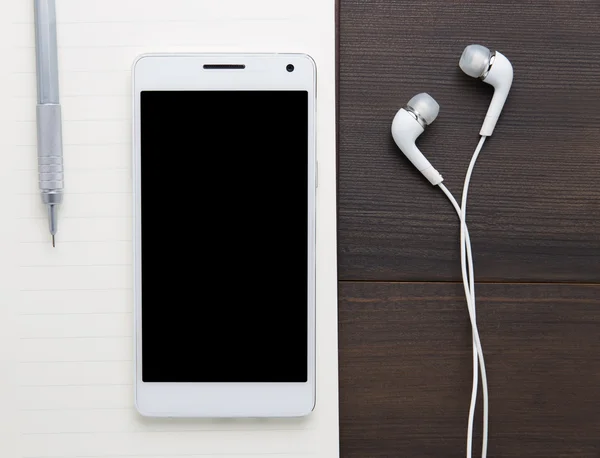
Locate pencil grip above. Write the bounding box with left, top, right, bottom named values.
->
left=36, top=104, right=64, bottom=192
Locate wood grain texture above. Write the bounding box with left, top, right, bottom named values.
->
left=338, top=282, right=600, bottom=457
left=338, top=0, right=600, bottom=282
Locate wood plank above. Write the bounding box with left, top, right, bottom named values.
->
left=338, top=282, right=600, bottom=457
left=338, top=0, right=600, bottom=282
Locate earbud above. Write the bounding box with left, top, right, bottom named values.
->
left=459, top=44, right=513, bottom=136
left=391, top=93, right=443, bottom=185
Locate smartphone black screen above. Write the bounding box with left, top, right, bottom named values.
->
left=140, top=91, right=309, bottom=383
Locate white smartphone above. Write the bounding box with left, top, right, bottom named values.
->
left=132, top=54, right=317, bottom=417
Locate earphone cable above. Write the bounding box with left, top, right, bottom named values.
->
left=438, top=180, right=488, bottom=458
left=460, top=135, right=488, bottom=458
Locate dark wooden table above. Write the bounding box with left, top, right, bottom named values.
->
left=337, top=1, right=600, bottom=456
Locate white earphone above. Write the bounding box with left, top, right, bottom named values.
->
left=391, top=93, right=442, bottom=185
left=390, top=44, right=513, bottom=458
left=459, top=44, right=513, bottom=136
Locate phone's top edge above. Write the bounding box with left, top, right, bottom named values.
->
left=132, top=52, right=315, bottom=63
left=132, top=53, right=317, bottom=80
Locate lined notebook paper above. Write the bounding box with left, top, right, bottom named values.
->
left=0, top=1, right=339, bottom=457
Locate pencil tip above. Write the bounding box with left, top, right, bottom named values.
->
left=52, top=234, right=55, bottom=248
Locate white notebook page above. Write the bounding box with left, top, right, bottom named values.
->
left=1, top=1, right=339, bottom=457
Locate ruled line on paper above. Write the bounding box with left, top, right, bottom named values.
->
left=18, top=335, right=131, bottom=340
left=17, top=361, right=132, bottom=384
left=13, top=17, right=305, bottom=24
left=21, top=429, right=315, bottom=435
left=19, top=240, right=132, bottom=244
left=14, top=118, right=130, bottom=123
left=18, top=430, right=316, bottom=455
left=18, top=383, right=133, bottom=388
left=12, top=120, right=130, bottom=146
left=16, top=193, right=132, bottom=197
left=18, top=408, right=312, bottom=435
left=19, top=407, right=138, bottom=412
left=14, top=142, right=130, bottom=147
left=17, top=216, right=132, bottom=221
left=19, top=265, right=131, bottom=269
left=12, top=70, right=130, bottom=74
left=12, top=21, right=309, bottom=49
left=20, top=427, right=316, bottom=436
left=18, top=194, right=132, bottom=218
left=18, top=288, right=131, bottom=292
left=10, top=0, right=310, bottom=22
left=18, top=360, right=133, bottom=363
left=20, top=454, right=311, bottom=458
left=14, top=168, right=129, bottom=172
left=19, top=310, right=131, bottom=316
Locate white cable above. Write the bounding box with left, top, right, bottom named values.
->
left=465, top=229, right=478, bottom=458
left=441, top=135, right=489, bottom=458
left=439, top=134, right=488, bottom=457
left=461, top=136, right=488, bottom=458
left=438, top=183, right=484, bottom=458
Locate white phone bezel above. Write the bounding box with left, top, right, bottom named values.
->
left=132, top=53, right=317, bottom=418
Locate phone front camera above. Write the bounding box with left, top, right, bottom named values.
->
left=286, top=64, right=295, bottom=72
